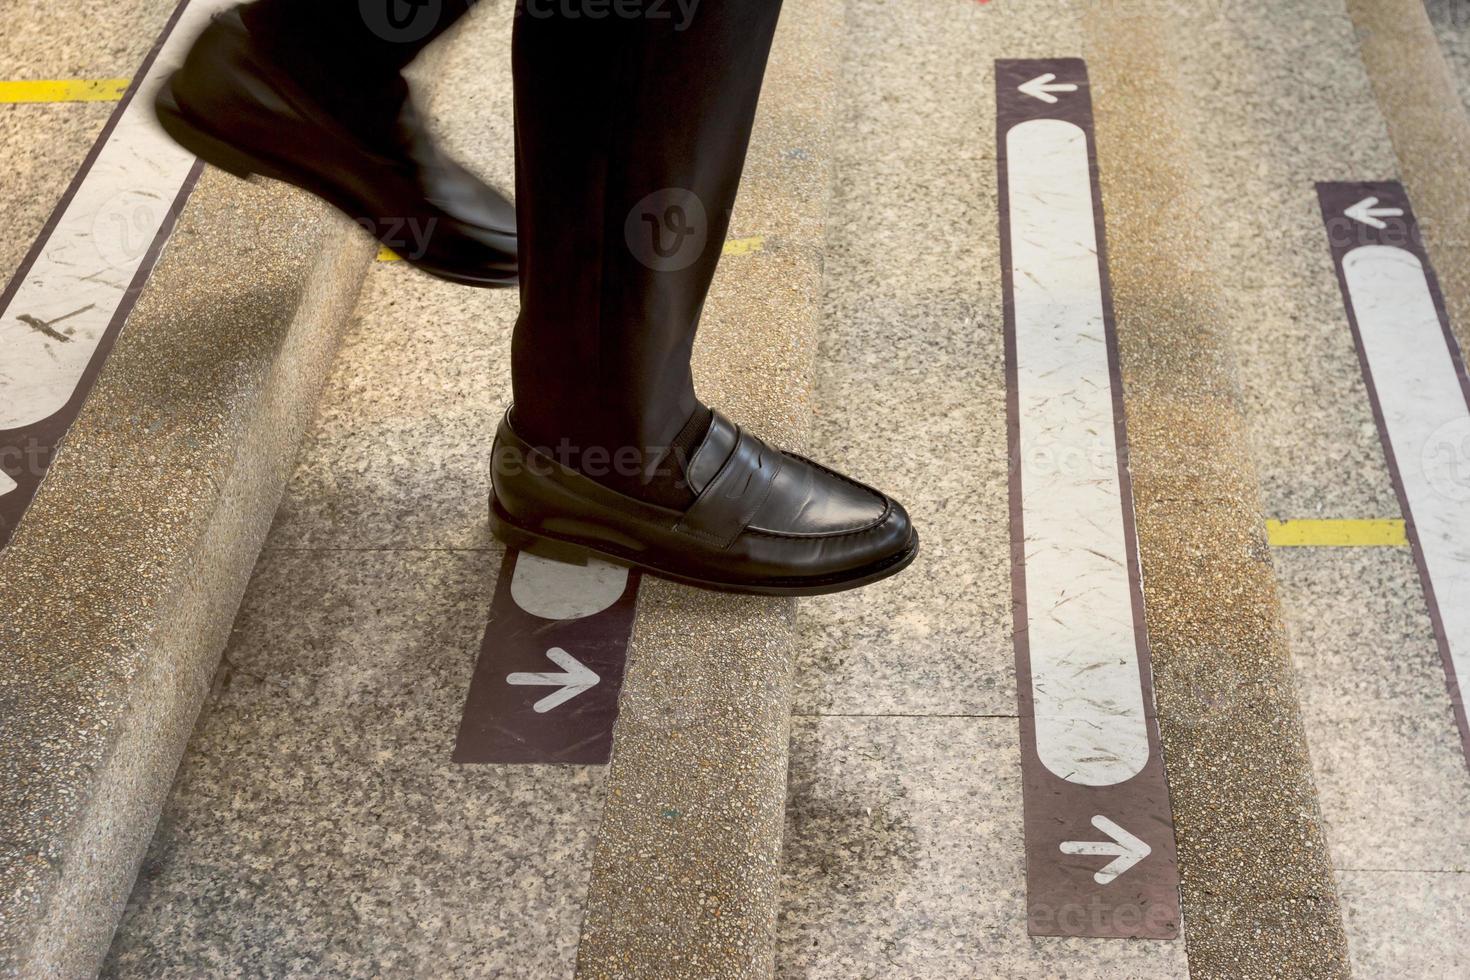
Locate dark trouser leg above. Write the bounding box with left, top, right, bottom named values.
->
left=238, top=0, right=480, bottom=131
left=510, top=0, right=785, bottom=497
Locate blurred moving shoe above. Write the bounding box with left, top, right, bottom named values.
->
left=154, top=8, right=516, bottom=287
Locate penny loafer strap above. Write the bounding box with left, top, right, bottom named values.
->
left=675, top=425, right=783, bottom=549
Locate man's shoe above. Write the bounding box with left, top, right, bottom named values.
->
left=489, top=410, right=919, bottom=596
left=154, top=9, right=516, bottom=287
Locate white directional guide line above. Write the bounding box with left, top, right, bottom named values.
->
left=509, top=552, right=628, bottom=620
left=1060, top=815, right=1152, bottom=885
left=1009, top=117, right=1149, bottom=787
left=507, top=647, right=601, bottom=713
left=0, top=0, right=228, bottom=431
left=1342, top=237, right=1470, bottom=721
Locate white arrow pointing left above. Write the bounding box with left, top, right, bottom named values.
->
left=507, top=647, right=600, bottom=713
left=1060, top=814, right=1151, bottom=885
left=1345, top=196, right=1404, bottom=230
left=1019, top=72, right=1079, bottom=104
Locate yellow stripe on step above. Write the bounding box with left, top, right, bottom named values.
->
left=0, top=79, right=131, bottom=103
left=1266, top=519, right=1408, bottom=547
left=377, top=235, right=765, bottom=263
left=722, top=235, right=764, bottom=255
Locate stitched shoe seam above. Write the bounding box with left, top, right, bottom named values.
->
left=744, top=499, right=897, bottom=539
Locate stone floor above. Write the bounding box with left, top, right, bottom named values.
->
left=4, top=0, right=1469, bottom=976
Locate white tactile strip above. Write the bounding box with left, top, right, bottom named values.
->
left=997, top=57, right=1181, bottom=940
left=0, top=0, right=228, bottom=548
left=1318, top=180, right=1470, bottom=771
left=454, top=550, right=640, bottom=764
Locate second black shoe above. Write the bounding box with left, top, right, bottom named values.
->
left=154, top=9, right=517, bottom=287
left=489, top=409, right=920, bottom=596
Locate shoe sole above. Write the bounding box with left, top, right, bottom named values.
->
left=154, top=74, right=517, bottom=289
left=488, top=495, right=920, bottom=597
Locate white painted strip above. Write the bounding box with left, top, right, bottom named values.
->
left=1344, top=244, right=1470, bottom=706
left=1008, top=118, right=1149, bottom=787
left=510, top=552, right=629, bottom=620
left=0, top=0, right=226, bottom=430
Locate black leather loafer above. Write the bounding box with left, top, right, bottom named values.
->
left=489, top=410, right=919, bottom=596
left=154, top=9, right=516, bottom=287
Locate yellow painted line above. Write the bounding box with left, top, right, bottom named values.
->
left=722, top=235, right=764, bottom=255
left=0, top=79, right=131, bottom=103
left=378, top=235, right=765, bottom=263
left=1266, top=519, right=1408, bottom=547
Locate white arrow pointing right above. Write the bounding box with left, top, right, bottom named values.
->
left=506, top=647, right=600, bottom=713
left=1345, top=196, right=1404, bottom=230
left=1019, top=72, right=1079, bottom=104
left=1060, top=814, right=1151, bottom=885
left=0, top=470, right=15, bottom=497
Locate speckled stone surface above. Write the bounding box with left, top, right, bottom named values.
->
left=0, top=160, right=372, bottom=976
left=0, top=0, right=173, bottom=297
left=0, top=0, right=178, bottom=79
left=573, top=1, right=840, bottom=975
left=0, top=102, right=116, bottom=279
left=1276, top=547, right=1470, bottom=875
left=0, top=0, right=180, bottom=279
left=1347, top=0, right=1470, bottom=369
left=99, top=5, right=602, bottom=977
left=781, top=0, right=1360, bottom=974
left=789, top=0, right=1024, bottom=723
left=1164, top=2, right=1391, bottom=294
left=779, top=0, right=1182, bottom=975
left=1259, top=5, right=1470, bottom=976
left=778, top=716, right=1188, bottom=978
left=100, top=0, right=838, bottom=975
left=1159, top=0, right=1402, bottom=522
left=1083, top=3, right=1351, bottom=975
left=1427, top=0, right=1470, bottom=114
left=577, top=590, right=800, bottom=979
left=1336, top=869, right=1470, bottom=979
left=265, top=266, right=508, bottom=551
left=264, top=4, right=517, bottom=552
left=103, top=549, right=605, bottom=978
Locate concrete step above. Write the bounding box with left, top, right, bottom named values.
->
left=780, top=1, right=1470, bottom=977
left=94, top=1, right=844, bottom=977
left=7, top=0, right=1470, bottom=977
left=0, top=1, right=375, bottom=974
